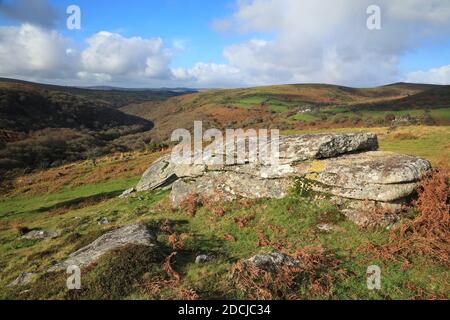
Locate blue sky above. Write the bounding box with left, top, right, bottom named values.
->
left=0, top=0, right=450, bottom=88
left=1, top=0, right=237, bottom=66
left=54, top=0, right=237, bottom=68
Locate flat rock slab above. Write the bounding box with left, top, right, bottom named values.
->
left=21, top=230, right=59, bottom=240
left=135, top=133, right=378, bottom=193
left=134, top=133, right=431, bottom=226
left=302, top=151, right=431, bottom=185
left=278, top=133, right=378, bottom=163
left=7, top=272, right=37, bottom=287
left=136, top=155, right=177, bottom=192
left=300, top=151, right=431, bottom=202
left=49, top=224, right=157, bottom=271
left=244, top=252, right=302, bottom=272
left=119, top=187, right=135, bottom=198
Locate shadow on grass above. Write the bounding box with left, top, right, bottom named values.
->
left=2, top=219, right=234, bottom=300
left=31, top=190, right=124, bottom=215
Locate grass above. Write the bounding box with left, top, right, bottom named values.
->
left=290, top=113, right=319, bottom=122
left=283, top=126, right=450, bottom=165
left=235, top=95, right=292, bottom=113
left=288, top=108, right=450, bottom=124
left=343, top=108, right=450, bottom=121
left=0, top=177, right=139, bottom=220
left=0, top=126, right=448, bottom=300
left=1, top=184, right=448, bottom=299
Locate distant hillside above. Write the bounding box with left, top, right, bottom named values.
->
left=0, top=78, right=194, bottom=109
left=121, top=82, right=449, bottom=141
left=0, top=87, right=153, bottom=133
left=0, top=79, right=180, bottom=173
left=1, top=78, right=449, bottom=173
left=351, top=85, right=450, bottom=111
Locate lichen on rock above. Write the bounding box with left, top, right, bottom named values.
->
left=134, top=133, right=431, bottom=226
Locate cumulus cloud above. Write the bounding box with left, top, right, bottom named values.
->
left=0, top=24, right=77, bottom=80
left=179, top=0, right=450, bottom=87
left=0, top=24, right=174, bottom=85
left=172, top=63, right=242, bottom=88
left=1, top=1, right=450, bottom=87
left=0, top=0, right=57, bottom=28
left=404, top=65, right=450, bottom=85
left=80, top=32, right=172, bottom=81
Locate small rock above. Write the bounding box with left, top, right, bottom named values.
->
left=8, top=273, right=37, bottom=287
left=195, top=254, right=214, bottom=264
left=317, top=223, right=334, bottom=232
left=21, top=230, right=59, bottom=240
left=119, top=187, right=135, bottom=198
left=97, top=217, right=109, bottom=225
left=245, top=252, right=301, bottom=272
left=48, top=223, right=158, bottom=271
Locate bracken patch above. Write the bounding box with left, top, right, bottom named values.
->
left=231, top=247, right=342, bottom=300
left=365, top=164, right=450, bottom=267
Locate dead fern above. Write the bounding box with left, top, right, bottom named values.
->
left=234, top=214, right=255, bottom=229
left=231, top=247, right=342, bottom=300
left=160, top=219, right=172, bottom=235
left=179, top=193, right=201, bottom=217
left=364, top=165, right=450, bottom=267
left=164, top=252, right=181, bottom=282
left=140, top=278, right=199, bottom=300
left=167, top=233, right=185, bottom=250
left=256, top=229, right=286, bottom=251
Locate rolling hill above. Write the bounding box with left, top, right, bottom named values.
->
left=0, top=87, right=153, bottom=134
left=120, top=82, right=450, bottom=141
left=0, top=79, right=448, bottom=300
left=0, top=78, right=194, bottom=109
left=1, top=78, right=449, bottom=173
left=0, top=79, right=184, bottom=172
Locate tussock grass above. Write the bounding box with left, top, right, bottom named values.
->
left=1, top=134, right=449, bottom=300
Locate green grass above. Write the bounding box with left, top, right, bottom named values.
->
left=288, top=108, right=450, bottom=123
left=268, top=105, right=289, bottom=113
left=1, top=126, right=449, bottom=300
left=235, top=95, right=292, bottom=112
left=1, top=185, right=448, bottom=300
left=290, top=113, right=320, bottom=122
left=322, top=107, right=350, bottom=114
left=282, top=126, right=450, bottom=165
left=344, top=108, right=450, bottom=121
left=0, top=177, right=139, bottom=220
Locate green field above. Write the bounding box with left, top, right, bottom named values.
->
left=0, top=177, right=139, bottom=221
left=284, top=126, right=450, bottom=165
left=1, top=184, right=448, bottom=300
left=289, top=108, right=450, bottom=123
left=0, top=126, right=448, bottom=300
left=235, top=95, right=292, bottom=113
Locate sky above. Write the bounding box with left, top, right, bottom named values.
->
left=0, top=0, right=450, bottom=88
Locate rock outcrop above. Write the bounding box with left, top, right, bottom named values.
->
left=49, top=224, right=157, bottom=271
left=20, top=230, right=59, bottom=240
left=244, top=252, right=302, bottom=272
left=7, top=272, right=37, bottom=287
left=134, top=133, right=431, bottom=225
left=136, top=156, right=177, bottom=192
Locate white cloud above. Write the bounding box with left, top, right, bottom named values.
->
left=81, top=32, right=172, bottom=80
left=172, top=63, right=242, bottom=87
left=1, top=1, right=450, bottom=87
left=0, top=24, right=77, bottom=80
left=404, top=65, right=450, bottom=85
left=0, top=25, right=175, bottom=86
left=179, top=0, right=450, bottom=87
